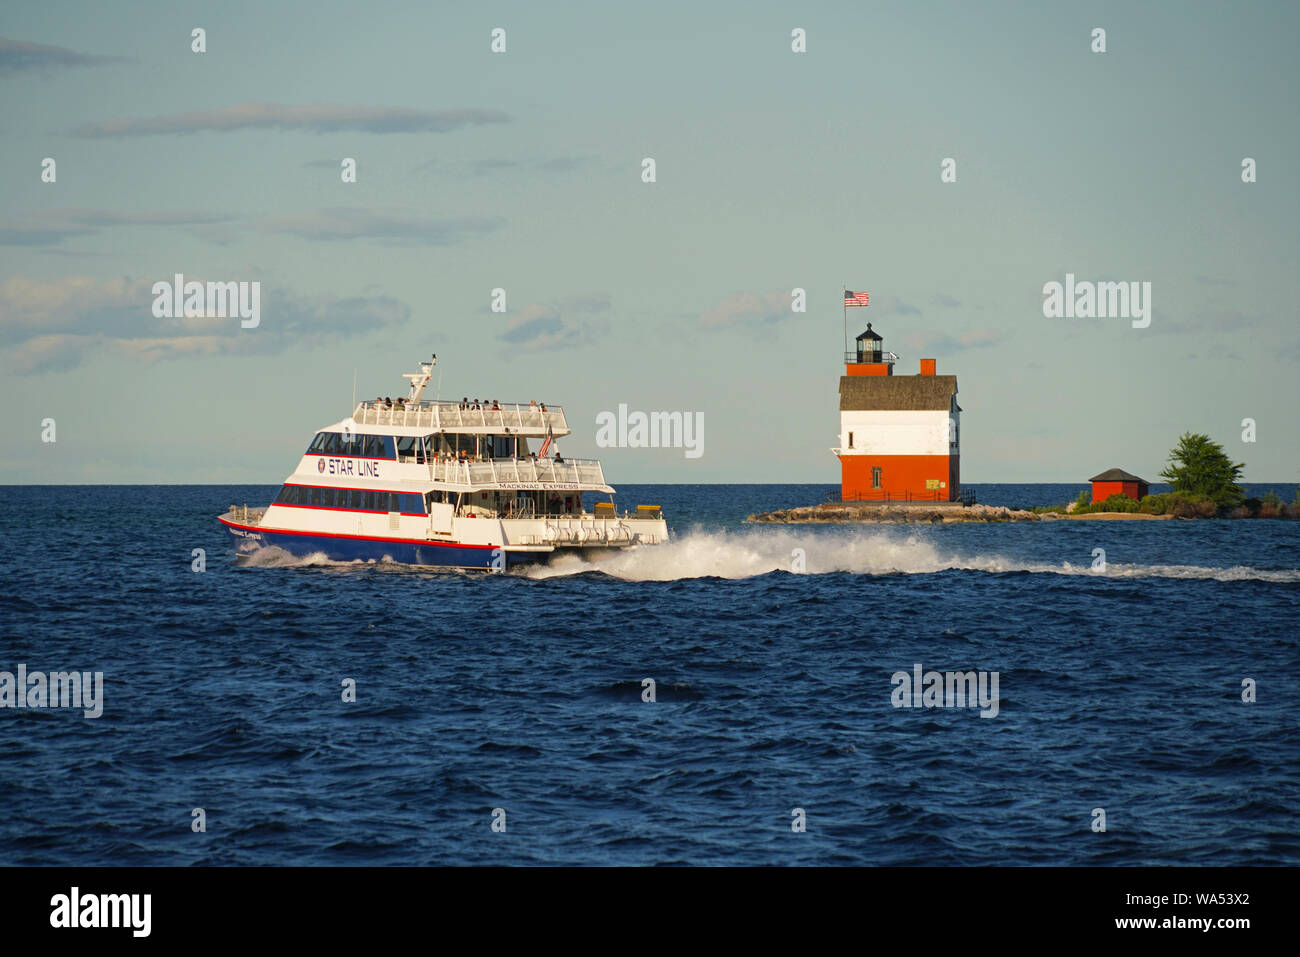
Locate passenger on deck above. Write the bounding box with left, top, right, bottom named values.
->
left=395, top=397, right=405, bottom=410
left=491, top=399, right=500, bottom=411
left=540, top=403, right=547, bottom=413
left=529, top=400, right=537, bottom=410
left=384, top=396, right=392, bottom=409
left=473, top=398, right=481, bottom=410
left=554, top=450, right=564, bottom=464
left=460, top=397, right=468, bottom=410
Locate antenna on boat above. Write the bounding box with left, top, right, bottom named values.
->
left=351, top=368, right=357, bottom=410
left=403, top=353, right=436, bottom=403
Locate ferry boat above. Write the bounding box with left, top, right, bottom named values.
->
left=218, top=356, right=669, bottom=570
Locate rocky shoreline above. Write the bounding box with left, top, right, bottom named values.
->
left=746, top=503, right=1178, bottom=524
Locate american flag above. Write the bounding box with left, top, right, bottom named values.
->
left=538, top=425, right=553, bottom=458
left=844, top=290, right=870, bottom=307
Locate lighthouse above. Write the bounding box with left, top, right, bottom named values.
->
left=834, top=323, right=961, bottom=501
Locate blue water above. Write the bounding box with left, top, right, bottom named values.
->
left=2, top=484, right=1297, bottom=865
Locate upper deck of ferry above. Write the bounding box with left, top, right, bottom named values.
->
left=350, top=398, right=569, bottom=437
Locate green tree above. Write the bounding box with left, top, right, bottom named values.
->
left=1159, top=432, right=1244, bottom=508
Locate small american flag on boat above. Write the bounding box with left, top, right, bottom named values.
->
left=538, top=424, right=553, bottom=458
left=844, top=290, right=870, bottom=307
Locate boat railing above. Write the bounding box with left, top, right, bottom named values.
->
left=351, top=400, right=568, bottom=434
left=227, top=504, right=267, bottom=525
left=425, top=457, right=606, bottom=488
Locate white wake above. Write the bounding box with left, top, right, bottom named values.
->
left=521, top=527, right=1300, bottom=583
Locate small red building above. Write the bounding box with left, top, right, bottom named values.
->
left=1088, top=468, right=1150, bottom=504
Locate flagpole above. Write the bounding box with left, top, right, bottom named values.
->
left=843, top=283, right=847, bottom=360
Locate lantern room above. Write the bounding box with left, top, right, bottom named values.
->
left=845, top=323, right=896, bottom=376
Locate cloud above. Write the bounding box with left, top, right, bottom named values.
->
left=73, top=102, right=509, bottom=137
left=896, top=328, right=1006, bottom=354
left=2, top=207, right=503, bottom=249
left=1144, top=308, right=1261, bottom=336
left=699, top=290, right=791, bottom=328
left=881, top=296, right=922, bottom=316
left=261, top=207, right=504, bottom=244
left=0, top=36, right=125, bottom=75
left=496, top=298, right=612, bottom=351
left=536, top=156, right=590, bottom=174
left=0, top=274, right=408, bottom=374
left=470, top=158, right=519, bottom=174
left=932, top=293, right=962, bottom=308
left=417, top=155, right=592, bottom=176
left=0, top=208, right=237, bottom=246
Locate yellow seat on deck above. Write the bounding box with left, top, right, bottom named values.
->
left=635, top=504, right=661, bottom=517
left=594, top=502, right=616, bottom=516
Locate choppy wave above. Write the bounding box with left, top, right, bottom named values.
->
left=523, top=527, right=1300, bottom=583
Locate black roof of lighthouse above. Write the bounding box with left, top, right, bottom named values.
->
left=840, top=375, right=959, bottom=411
left=855, top=323, right=882, bottom=342
left=1088, top=468, right=1150, bottom=484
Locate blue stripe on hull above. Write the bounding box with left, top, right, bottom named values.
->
left=227, top=525, right=512, bottom=570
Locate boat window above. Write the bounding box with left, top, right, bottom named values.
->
left=378, top=436, right=395, bottom=459
left=321, top=488, right=336, bottom=508
left=321, top=433, right=338, bottom=455
left=308, top=433, right=327, bottom=453
left=310, top=486, right=322, bottom=506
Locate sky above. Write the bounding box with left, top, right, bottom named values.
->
left=1, top=0, right=1297, bottom=485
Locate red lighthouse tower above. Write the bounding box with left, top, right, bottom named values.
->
left=834, top=323, right=962, bottom=501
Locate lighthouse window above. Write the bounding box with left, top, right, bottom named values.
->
left=871, top=467, right=882, bottom=489
left=848, top=431, right=854, bottom=448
